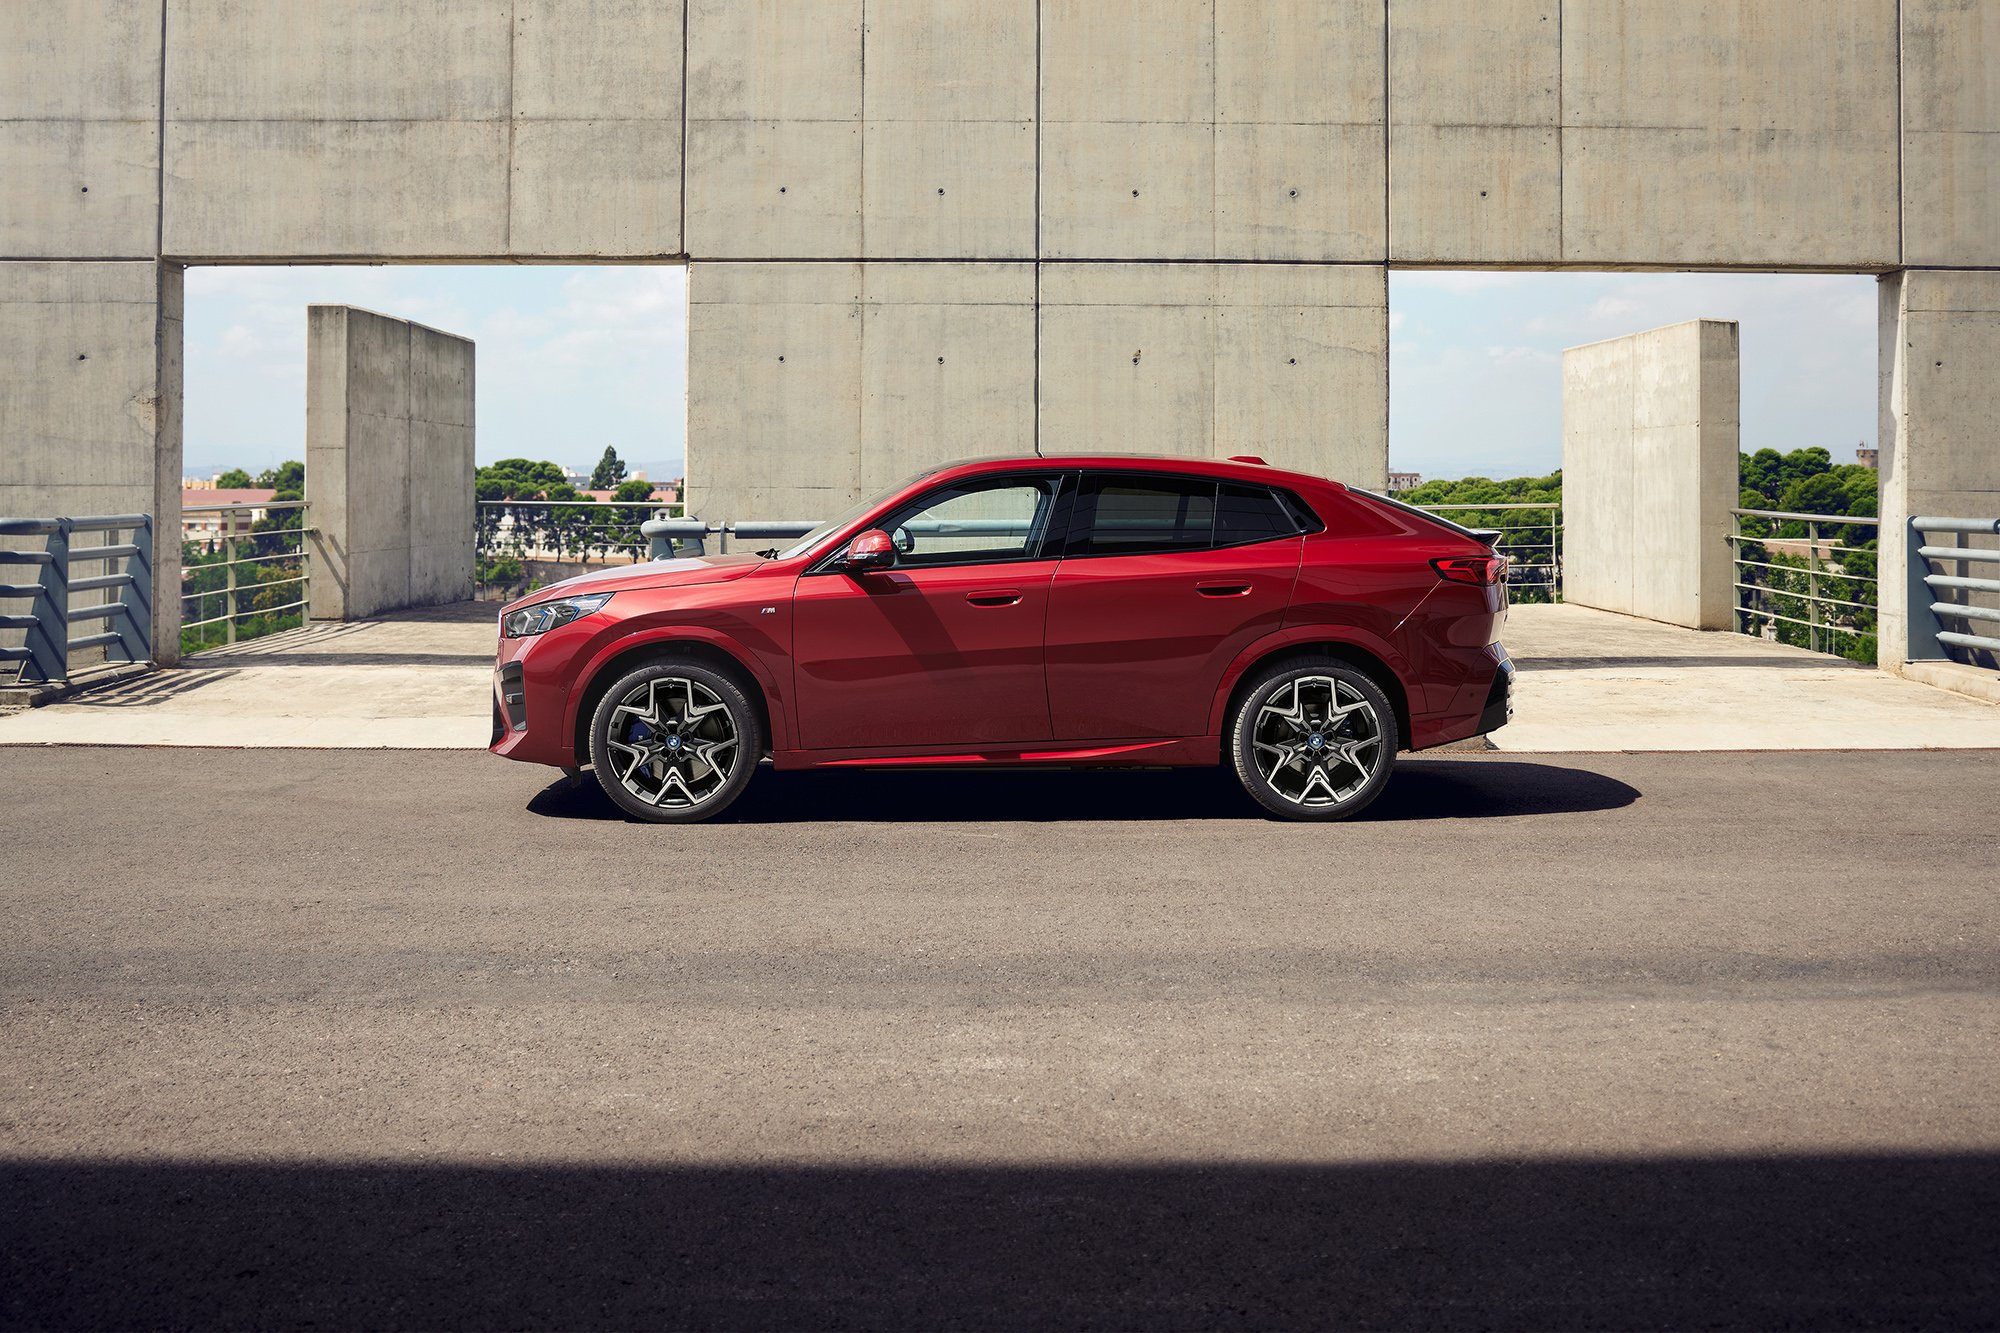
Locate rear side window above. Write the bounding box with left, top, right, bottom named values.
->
left=1217, top=483, right=1301, bottom=545
left=1072, top=477, right=1217, bottom=556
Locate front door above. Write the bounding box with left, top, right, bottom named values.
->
left=790, top=473, right=1065, bottom=751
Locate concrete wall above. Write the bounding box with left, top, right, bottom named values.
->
left=0, top=261, right=183, bottom=661
left=1562, top=320, right=1740, bottom=631
left=0, top=2, right=1996, bottom=632
left=306, top=307, right=474, bottom=620
left=1878, top=271, right=2000, bottom=668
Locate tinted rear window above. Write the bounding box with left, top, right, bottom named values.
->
left=1216, top=483, right=1300, bottom=545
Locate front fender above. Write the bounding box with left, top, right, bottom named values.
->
left=561, top=623, right=793, bottom=760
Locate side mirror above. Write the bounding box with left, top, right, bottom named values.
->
left=840, top=528, right=897, bottom=573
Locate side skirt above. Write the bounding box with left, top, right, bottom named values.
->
left=771, top=736, right=1220, bottom=772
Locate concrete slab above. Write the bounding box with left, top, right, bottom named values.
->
left=0, top=604, right=495, bottom=750
left=4, top=601, right=1994, bottom=755
left=1494, top=603, right=2000, bottom=752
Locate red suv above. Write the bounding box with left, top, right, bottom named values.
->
left=492, top=455, right=1512, bottom=822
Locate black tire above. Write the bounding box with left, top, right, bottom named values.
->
left=1228, top=657, right=1398, bottom=821
left=587, top=658, right=763, bottom=823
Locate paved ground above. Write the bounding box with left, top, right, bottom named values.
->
left=4, top=599, right=1997, bottom=752
left=1497, top=603, right=2000, bottom=750
left=3, top=746, right=1996, bottom=1327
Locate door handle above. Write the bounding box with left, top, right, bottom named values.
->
left=1196, top=582, right=1252, bottom=597
left=966, top=590, right=1022, bottom=607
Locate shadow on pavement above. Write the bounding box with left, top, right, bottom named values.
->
left=5, top=1155, right=1993, bottom=1329
left=528, top=757, right=1641, bottom=824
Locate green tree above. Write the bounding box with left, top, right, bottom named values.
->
left=214, top=467, right=254, bottom=489
left=256, top=460, right=304, bottom=491
left=612, top=478, right=656, bottom=503
left=589, top=446, right=627, bottom=490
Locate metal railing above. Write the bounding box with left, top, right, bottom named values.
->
left=477, top=499, right=686, bottom=598
left=1410, top=502, right=1563, bottom=603
left=179, top=500, right=311, bottom=654
left=1729, top=507, right=1880, bottom=661
left=0, top=514, right=153, bottom=684
left=1908, top=515, right=2000, bottom=670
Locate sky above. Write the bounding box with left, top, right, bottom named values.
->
left=184, top=265, right=690, bottom=482
left=185, top=264, right=1878, bottom=485
left=1389, top=270, right=1879, bottom=480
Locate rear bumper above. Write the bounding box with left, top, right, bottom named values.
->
left=1477, top=654, right=1515, bottom=734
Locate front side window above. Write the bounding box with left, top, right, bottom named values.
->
left=870, top=475, right=1061, bottom=568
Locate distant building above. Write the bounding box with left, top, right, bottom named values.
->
left=1856, top=446, right=1878, bottom=470
left=1386, top=471, right=1422, bottom=493
left=180, top=488, right=277, bottom=542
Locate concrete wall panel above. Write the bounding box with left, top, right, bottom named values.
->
left=0, top=1, right=160, bottom=259
left=166, top=1, right=507, bottom=120
left=1903, top=0, right=2000, bottom=266
left=1389, top=0, right=1559, bottom=262
left=685, top=0, right=862, bottom=259
left=861, top=0, right=1037, bottom=258
left=408, top=318, right=475, bottom=607
left=1559, top=0, right=1899, bottom=267
left=510, top=0, right=686, bottom=257
left=1041, top=122, right=1215, bottom=260
left=862, top=120, right=1036, bottom=259
left=1043, top=0, right=1385, bottom=260
left=512, top=0, right=686, bottom=121
left=687, top=264, right=863, bottom=519
left=166, top=120, right=509, bottom=260
left=689, top=262, right=1040, bottom=520
left=860, top=265, right=1037, bottom=482
left=1039, top=263, right=1387, bottom=485
left=1561, top=319, right=1738, bottom=629
left=1879, top=271, right=2000, bottom=667
left=510, top=119, right=682, bottom=258
left=306, top=306, right=472, bottom=619
left=0, top=261, right=180, bottom=659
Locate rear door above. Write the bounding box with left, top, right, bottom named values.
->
left=1044, top=474, right=1303, bottom=739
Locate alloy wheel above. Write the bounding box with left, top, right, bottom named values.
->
left=603, top=675, right=740, bottom=809
left=1251, top=674, right=1385, bottom=808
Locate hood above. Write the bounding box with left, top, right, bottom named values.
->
left=504, top=554, right=767, bottom=609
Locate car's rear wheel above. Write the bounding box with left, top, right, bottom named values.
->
left=1230, top=658, right=1397, bottom=821
left=587, top=659, right=762, bottom=823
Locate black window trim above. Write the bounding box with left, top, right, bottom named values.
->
left=805, top=469, right=1075, bottom=575
left=1059, top=470, right=1317, bottom=559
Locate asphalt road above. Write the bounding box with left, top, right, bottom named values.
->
left=3, top=746, right=1997, bottom=1329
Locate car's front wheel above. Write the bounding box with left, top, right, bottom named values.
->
left=587, top=659, right=762, bottom=823
left=1229, top=658, right=1397, bottom=821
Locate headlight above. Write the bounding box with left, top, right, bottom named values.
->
left=502, top=592, right=613, bottom=639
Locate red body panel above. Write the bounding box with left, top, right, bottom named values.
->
left=1045, top=540, right=1300, bottom=738
left=791, top=561, right=1057, bottom=749
left=489, top=454, right=1510, bottom=775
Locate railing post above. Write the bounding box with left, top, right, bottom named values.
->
left=1806, top=519, right=1821, bottom=655
left=224, top=535, right=238, bottom=645
left=115, top=517, right=152, bottom=664
left=48, top=520, right=70, bottom=681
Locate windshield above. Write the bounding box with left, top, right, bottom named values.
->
left=774, top=464, right=948, bottom=561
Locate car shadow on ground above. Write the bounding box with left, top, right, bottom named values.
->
left=527, top=757, right=1641, bottom=824
left=5, top=1154, right=1993, bottom=1329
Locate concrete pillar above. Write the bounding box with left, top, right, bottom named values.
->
left=0, top=261, right=183, bottom=665
left=306, top=306, right=474, bottom=620
left=1561, top=319, right=1739, bottom=631
left=1878, top=271, right=2000, bottom=670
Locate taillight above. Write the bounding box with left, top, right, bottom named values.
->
left=1431, top=554, right=1510, bottom=586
